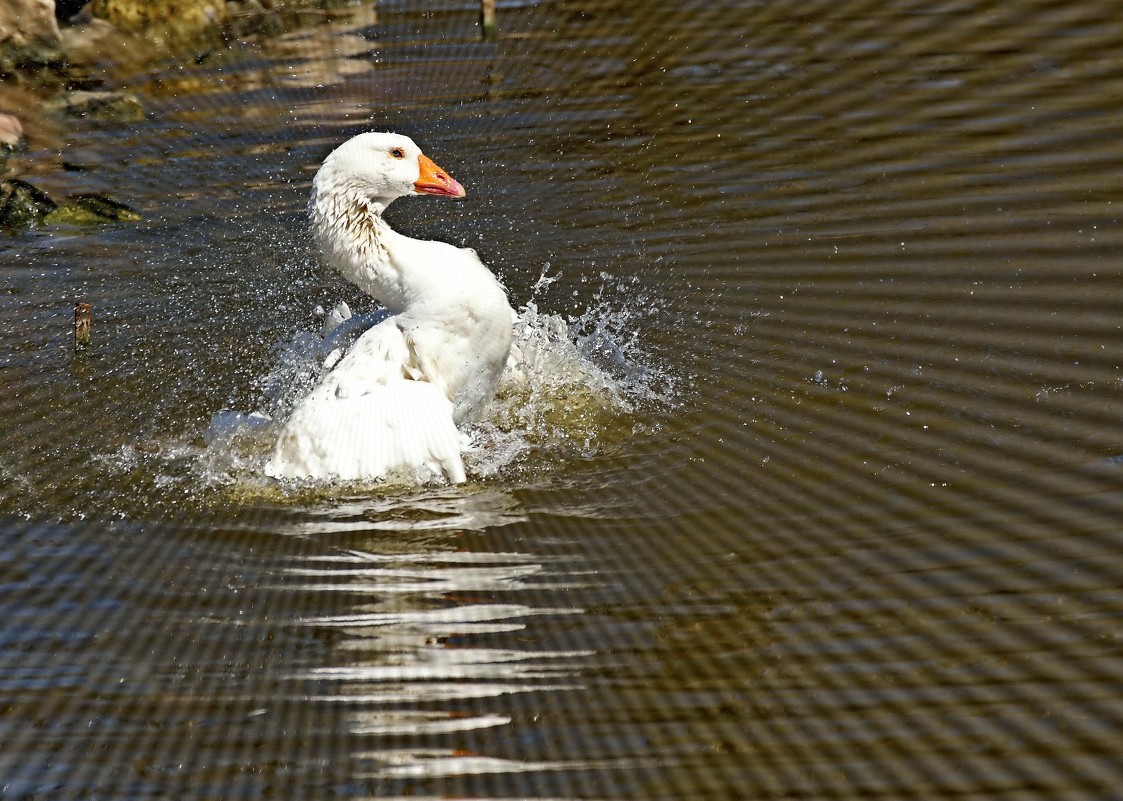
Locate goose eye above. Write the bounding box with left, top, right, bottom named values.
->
left=390, top=147, right=406, bottom=159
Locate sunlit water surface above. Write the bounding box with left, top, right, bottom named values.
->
left=2, top=0, right=1123, bottom=797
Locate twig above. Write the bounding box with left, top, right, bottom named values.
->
left=480, top=0, right=496, bottom=40
left=74, top=302, right=92, bottom=351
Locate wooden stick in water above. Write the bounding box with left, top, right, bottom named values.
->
left=74, top=302, right=92, bottom=351
left=480, top=0, right=496, bottom=40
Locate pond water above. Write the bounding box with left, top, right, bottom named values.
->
left=3, top=0, right=1123, bottom=797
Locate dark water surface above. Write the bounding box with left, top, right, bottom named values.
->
left=3, top=0, right=1123, bottom=797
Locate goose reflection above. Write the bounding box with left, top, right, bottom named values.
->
left=285, top=488, right=596, bottom=781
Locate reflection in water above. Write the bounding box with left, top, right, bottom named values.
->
left=286, top=488, right=532, bottom=535
left=355, top=750, right=592, bottom=781
left=266, top=6, right=381, bottom=92
left=285, top=490, right=595, bottom=783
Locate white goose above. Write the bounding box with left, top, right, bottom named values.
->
left=265, top=133, right=514, bottom=484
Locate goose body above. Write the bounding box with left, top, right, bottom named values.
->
left=265, top=133, right=514, bottom=483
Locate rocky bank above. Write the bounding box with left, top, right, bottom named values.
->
left=0, top=0, right=364, bottom=229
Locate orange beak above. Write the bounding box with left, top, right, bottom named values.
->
left=413, top=154, right=466, bottom=198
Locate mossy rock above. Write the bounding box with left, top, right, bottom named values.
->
left=87, top=0, right=228, bottom=32
left=87, top=0, right=228, bottom=49
left=0, top=40, right=65, bottom=76
left=45, top=193, right=142, bottom=224
left=0, top=179, right=57, bottom=229
left=44, top=90, right=145, bottom=123
left=0, top=181, right=141, bottom=230
left=0, top=0, right=65, bottom=75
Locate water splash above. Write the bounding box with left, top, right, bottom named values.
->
left=192, top=268, right=674, bottom=494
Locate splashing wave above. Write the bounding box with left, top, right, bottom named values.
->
left=195, top=271, right=675, bottom=495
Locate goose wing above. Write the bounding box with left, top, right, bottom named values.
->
left=265, top=318, right=466, bottom=483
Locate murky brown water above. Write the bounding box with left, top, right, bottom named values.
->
left=3, top=0, right=1123, bottom=797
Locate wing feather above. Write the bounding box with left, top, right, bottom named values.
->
left=265, top=320, right=466, bottom=483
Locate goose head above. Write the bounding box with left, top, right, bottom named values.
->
left=315, top=132, right=465, bottom=209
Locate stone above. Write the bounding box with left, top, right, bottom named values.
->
left=0, top=113, right=23, bottom=149
left=0, top=179, right=57, bottom=229
left=86, top=0, right=228, bottom=44
left=45, top=192, right=141, bottom=224
left=224, top=0, right=285, bottom=39
left=0, top=0, right=65, bottom=72
left=44, top=89, right=145, bottom=123
left=56, top=16, right=119, bottom=65
left=228, top=0, right=265, bottom=12
left=0, top=180, right=141, bottom=229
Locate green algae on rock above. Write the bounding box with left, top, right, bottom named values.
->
left=43, top=90, right=145, bottom=123
left=45, top=193, right=142, bottom=224
left=86, top=0, right=228, bottom=49
left=0, top=0, right=65, bottom=74
left=0, top=179, right=140, bottom=230
left=0, top=178, right=56, bottom=229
